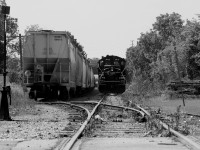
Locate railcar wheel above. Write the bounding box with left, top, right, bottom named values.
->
left=119, top=85, right=126, bottom=93
left=29, top=91, right=34, bottom=99
left=75, top=87, right=82, bottom=96
left=57, top=89, right=61, bottom=99
left=70, top=89, right=76, bottom=98
left=58, top=87, right=68, bottom=100
left=29, top=88, right=37, bottom=100
left=98, top=85, right=104, bottom=93
left=34, top=90, right=37, bottom=101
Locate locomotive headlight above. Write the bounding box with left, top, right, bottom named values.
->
left=25, top=70, right=31, bottom=77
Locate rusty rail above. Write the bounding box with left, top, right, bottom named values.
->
left=63, top=96, right=105, bottom=150
left=71, top=101, right=145, bottom=117
left=38, top=101, right=90, bottom=150
left=136, top=104, right=200, bottom=150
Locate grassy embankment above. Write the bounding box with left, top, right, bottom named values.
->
left=122, top=84, right=200, bottom=115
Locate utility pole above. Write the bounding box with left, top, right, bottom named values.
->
left=0, top=3, right=11, bottom=121
left=173, top=41, right=185, bottom=107
left=170, top=19, right=186, bottom=108
left=18, top=34, right=23, bottom=71
left=131, top=40, right=134, bottom=47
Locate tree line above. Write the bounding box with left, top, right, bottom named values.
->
left=126, top=12, right=200, bottom=95
left=0, top=12, right=42, bottom=83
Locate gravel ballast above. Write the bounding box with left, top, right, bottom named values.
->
left=0, top=104, right=70, bottom=140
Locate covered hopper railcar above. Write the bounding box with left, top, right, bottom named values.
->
left=98, top=55, right=126, bottom=93
left=23, top=30, right=94, bottom=100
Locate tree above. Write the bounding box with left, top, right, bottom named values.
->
left=182, top=20, right=200, bottom=79
left=0, top=16, right=19, bottom=74
left=24, top=24, right=43, bottom=34
left=152, top=13, right=185, bottom=82
left=153, top=12, right=184, bottom=42
left=126, top=12, right=185, bottom=95
left=89, top=57, right=99, bottom=74
left=137, top=30, right=163, bottom=62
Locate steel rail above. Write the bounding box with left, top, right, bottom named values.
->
left=135, top=104, right=150, bottom=116
left=63, top=96, right=105, bottom=150
left=38, top=101, right=90, bottom=116
left=100, top=103, right=145, bottom=117
left=136, top=104, right=200, bottom=150
left=185, top=113, right=200, bottom=118
left=71, top=101, right=145, bottom=117
left=70, top=101, right=98, bottom=104
left=160, top=122, right=200, bottom=150
left=37, top=101, right=90, bottom=150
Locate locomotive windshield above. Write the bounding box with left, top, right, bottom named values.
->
left=105, top=59, right=111, bottom=65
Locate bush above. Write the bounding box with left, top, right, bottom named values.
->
left=9, top=83, right=34, bottom=108
left=8, top=71, right=22, bottom=84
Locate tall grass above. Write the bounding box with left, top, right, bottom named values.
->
left=8, top=83, right=35, bottom=108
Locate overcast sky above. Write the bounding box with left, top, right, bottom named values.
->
left=6, top=0, right=200, bottom=59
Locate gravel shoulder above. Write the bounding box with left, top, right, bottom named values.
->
left=0, top=100, right=70, bottom=150
left=0, top=88, right=100, bottom=150
left=1, top=104, right=70, bottom=140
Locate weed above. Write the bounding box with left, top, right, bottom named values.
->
left=5, top=84, right=35, bottom=112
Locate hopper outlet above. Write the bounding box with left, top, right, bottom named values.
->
left=35, top=64, right=44, bottom=82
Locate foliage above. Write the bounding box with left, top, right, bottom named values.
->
left=126, top=12, right=200, bottom=96
left=24, top=24, right=43, bottom=34
left=0, top=16, right=19, bottom=74
left=181, top=20, right=200, bottom=79
left=138, top=30, right=163, bottom=62
left=89, top=57, right=100, bottom=74
left=0, top=16, right=43, bottom=83
left=153, top=12, right=184, bottom=41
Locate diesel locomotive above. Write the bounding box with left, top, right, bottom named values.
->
left=98, top=55, right=126, bottom=93
left=23, top=30, right=95, bottom=100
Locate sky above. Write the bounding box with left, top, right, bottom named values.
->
left=5, top=0, right=200, bottom=59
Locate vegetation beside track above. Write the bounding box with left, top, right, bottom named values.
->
left=122, top=84, right=200, bottom=139
left=5, top=84, right=36, bottom=116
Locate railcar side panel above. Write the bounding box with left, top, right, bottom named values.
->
left=82, top=58, right=87, bottom=88
left=86, top=62, right=91, bottom=88
left=76, top=51, right=83, bottom=87
left=68, top=41, right=76, bottom=88
left=90, top=67, right=95, bottom=88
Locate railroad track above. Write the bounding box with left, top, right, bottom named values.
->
left=182, top=113, right=200, bottom=149
left=37, top=101, right=90, bottom=150
left=38, top=95, right=106, bottom=150
left=87, top=106, right=147, bottom=138
left=70, top=96, right=147, bottom=138
left=136, top=104, right=200, bottom=150
left=38, top=95, right=145, bottom=149
left=38, top=95, right=200, bottom=150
